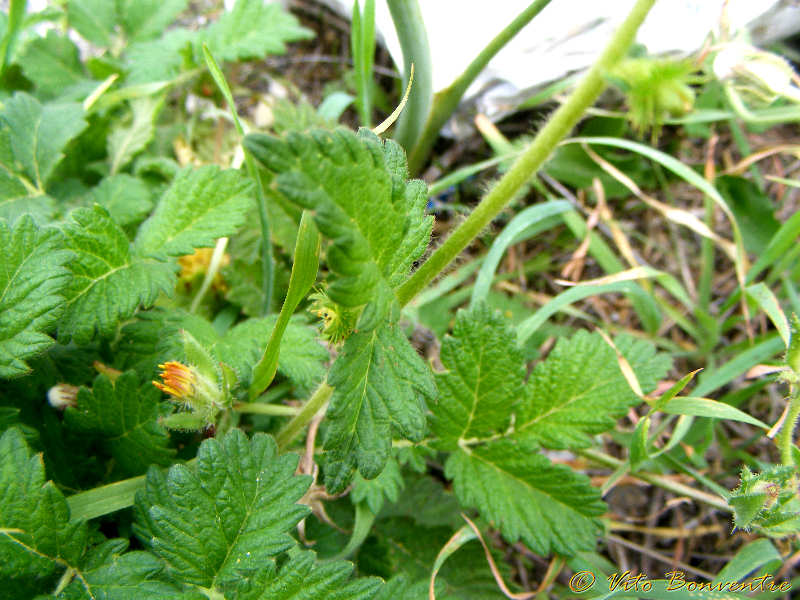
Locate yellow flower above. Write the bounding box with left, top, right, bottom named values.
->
left=153, top=361, right=196, bottom=399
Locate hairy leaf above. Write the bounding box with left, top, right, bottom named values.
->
left=228, top=547, right=382, bottom=600
left=203, top=0, right=313, bottom=63
left=135, top=429, right=311, bottom=590
left=57, top=540, right=185, bottom=600
left=59, top=205, right=175, bottom=344
left=125, top=28, right=194, bottom=84
left=118, top=0, right=188, bottom=42
left=134, top=165, right=253, bottom=259
left=324, top=321, right=436, bottom=491
left=117, top=309, right=327, bottom=392
left=108, top=96, right=162, bottom=175
left=352, top=456, right=403, bottom=514
left=432, top=304, right=525, bottom=449
left=0, top=428, right=87, bottom=595
left=18, top=31, right=85, bottom=98
left=0, top=130, right=55, bottom=223
left=0, top=92, right=87, bottom=189
left=0, top=216, right=71, bottom=378
left=445, top=437, right=605, bottom=556
left=245, top=127, right=432, bottom=327
left=67, top=0, right=117, bottom=46
left=84, top=174, right=153, bottom=228
left=65, top=372, right=174, bottom=476
left=515, top=330, right=671, bottom=449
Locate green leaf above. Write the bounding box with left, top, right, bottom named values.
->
left=0, top=215, right=71, bottom=378
left=18, top=31, right=85, bottom=98
left=352, top=456, right=403, bottom=514
left=65, top=372, right=174, bottom=476
left=59, top=205, right=176, bottom=344
left=229, top=546, right=382, bottom=600
left=716, top=175, right=780, bottom=254
left=84, top=174, right=153, bottom=228
left=728, top=465, right=800, bottom=537
left=0, top=130, right=55, bottom=223
left=124, top=28, right=195, bottom=84
left=134, top=165, right=253, bottom=259
left=108, top=96, right=163, bottom=175
left=445, top=437, right=605, bottom=556
left=658, top=396, right=769, bottom=429
left=203, top=0, right=313, bottom=63
left=323, top=321, right=436, bottom=491
left=0, top=92, right=87, bottom=189
left=250, top=211, right=320, bottom=399
left=432, top=304, right=525, bottom=449
left=118, top=0, right=188, bottom=42
left=134, top=429, right=311, bottom=590
left=0, top=428, right=88, bottom=595
left=57, top=540, right=185, bottom=599
left=361, top=517, right=508, bottom=599
left=514, top=330, right=672, bottom=449
left=245, top=127, right=432, bottom=328
left=67, top=0, right=117, bottom=46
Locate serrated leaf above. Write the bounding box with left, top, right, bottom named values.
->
left=18, top=31, right=86, bottom=98
left=445, top=437, right=605, bottom=556
left=0, top=92, right=87, bottom=189
left=84, top=174, right=153, bottom=228
left=228, top=546, right=382, bottom=600
left=59, top=205, right=176, bottom=344
left=245, top=127, right=432, bottom=327
left=323, top=321, right=436, bottom=491
left=67, top=0, right=117, bottom=46
left=135, top=429, right=311, bottom=590
left=65, top=372, right=174, bottom=476
left=0, top=129, right=55, bottom=223
left=0, top=216, right=71, bottom=378
left=514, top=330, right=672, bottom=449
left=352, top=456, right=403, bottom=514
left=118, top=0, right=188, bottom=42
left=134, top=165, right=253, bottom=259
left=432, top=304, right=525, bottom=449
left=117, top=309, right=327, bottom=392
left=0, top=428, right=88, bottom=595
left=729, top=465, right=800, bottom=536
left=203, top=0, right=313, bottom=63
left=124, top=28, right=195, bottom=84
left=108, top=96, right=162, bottom=175
left=57, top=541, right=185, bottom=600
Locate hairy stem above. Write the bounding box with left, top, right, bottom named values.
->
left=233, top=402, right=300, bottom=416
left=778, top=383, right=800, bottom=466
left=396, top=0, right=657, bottom=306
left=407, top=0, right=553, bottom=175
left=276, top=382, right=333, bottom=450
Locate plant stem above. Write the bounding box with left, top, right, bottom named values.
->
left=233, top=402, right=300, bottom=416
left=386, top=0, right=432, bottom=152
left=396, top=0, right=657, bottom=307
left=580, top=448, right=731, bottom=513
left=275, top=382, right=333, bottom=450
left=778, top=383, right=800, bottom=466
left=203, top=45, right=274, bottom=315
left=407, top=0, right=553, bottom=175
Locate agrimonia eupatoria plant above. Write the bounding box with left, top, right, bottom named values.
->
left=1, top=0, right=798, bottom=598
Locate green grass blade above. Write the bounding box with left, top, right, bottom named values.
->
left=250, top=211, right=320, bottom=399
left=471, top=200, right=571, bottom=307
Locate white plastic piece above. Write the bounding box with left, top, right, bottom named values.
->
left=322, top=0, right=800, bottom=126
